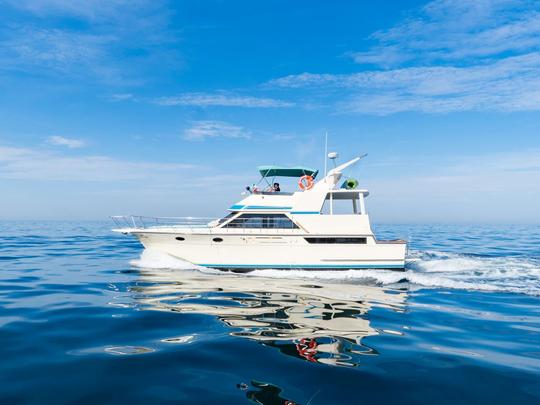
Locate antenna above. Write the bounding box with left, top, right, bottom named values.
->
left=324, top=131, right=328, bottom=176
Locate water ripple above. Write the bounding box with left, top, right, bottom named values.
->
left=0, top=221, right=539, bottom=403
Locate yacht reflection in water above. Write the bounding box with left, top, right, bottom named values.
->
left=132, top=269, right=407, bottom=367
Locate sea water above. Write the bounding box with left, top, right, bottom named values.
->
left=1, top=221, right=539, bottom=403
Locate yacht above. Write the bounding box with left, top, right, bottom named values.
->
left=112, top=154, right=407, bottom=271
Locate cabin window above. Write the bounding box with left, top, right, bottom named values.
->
left=223, top=213, right=298, bottom=229
left=305, top=237, right=367, bottom=244
left=217, top=212, right=237, bottom=224
left=321, top=192, right=365, bottom=215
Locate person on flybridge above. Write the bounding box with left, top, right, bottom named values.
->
left=245, top=182, right=281, bottom=193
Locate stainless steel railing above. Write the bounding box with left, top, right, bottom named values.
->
left=110, top=215, right=217, bottom=229
left=111, top=214, right=301, bottom=232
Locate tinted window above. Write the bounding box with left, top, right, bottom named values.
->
left=305, top=237, right=367, bottom=244
left=224, top=214, right=298, bottom=229
left=218, top=212, right=236, bottom=224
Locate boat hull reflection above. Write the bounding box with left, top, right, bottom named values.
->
left=132, top=268, right=407, bottom=367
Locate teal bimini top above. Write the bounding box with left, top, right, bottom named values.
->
left=258, top=165, right=319, bottom=178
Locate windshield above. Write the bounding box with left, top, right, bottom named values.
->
left=217, top=212, right=237, bottom=224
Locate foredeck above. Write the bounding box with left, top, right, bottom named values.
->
left=111, top=216, right=214, bottom=233
left=110, top=215, right=304, bottom=234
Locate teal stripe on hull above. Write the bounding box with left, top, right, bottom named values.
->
left=229, top=205, right=293, bottom=211
left=245, top=205, right=292, bottom=210
left=197, top=263, right=404, bottom=269
left=290, top=211, right=320, bottom=214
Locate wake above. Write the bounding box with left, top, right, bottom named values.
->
left=130, top=249, right=540, bottom=295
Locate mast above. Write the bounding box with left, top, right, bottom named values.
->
left=324, top=131, right=328, bottom=176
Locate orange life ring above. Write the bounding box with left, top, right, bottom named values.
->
left=298, top=175, right=314, bottom=190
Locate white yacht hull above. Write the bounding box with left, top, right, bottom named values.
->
left=113, top=155, right=409, bottom=271
left=132, top=230, right=406, bottom=271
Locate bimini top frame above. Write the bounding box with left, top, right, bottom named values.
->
left=258, top=165, right=318, bottom=179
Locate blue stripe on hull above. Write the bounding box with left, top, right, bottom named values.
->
left=197, top=263, right=404, bottom=269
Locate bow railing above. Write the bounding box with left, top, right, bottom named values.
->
left=111, top=215, right=217, bottom=229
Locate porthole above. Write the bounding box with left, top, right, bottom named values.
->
left=175, top=236, right=185, bottom=241
left=213, top=237, right=223, bottom=243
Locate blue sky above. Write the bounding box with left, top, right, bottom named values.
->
left=1, top=0, right=539, bottom=223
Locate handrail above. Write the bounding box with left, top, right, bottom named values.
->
left=110, top=215, right=217, bottom=229
left=110, top=214, right=300, bottom=230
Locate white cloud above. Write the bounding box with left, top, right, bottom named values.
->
left=0, top=144, right=246, bottom=219
left=0, top=27, right=121, bottom=84
left=156, top=92, right=294, bottom=108
left=0, top=1, right=179, bottom=83
left=350, top=0, right=540, bottom=66
left=109, top=93, right=135, bottom=102
left=2, top=28, right=111, bottom=71
left=270, top=53, right=540, bottom=114
left=2, top=0, right=157, bottom=22
left=183, top=121, right=251, bottom=141
left=47, top=136, right=86, bottom=148
left=268, top=0, right=540, bottom=115
left=0, top=146, right=199, bottom=181
left=267, top=1, right=540, bottom=115
left=365, top=149, right=540, bottom=223
left=1, top=145, right=538, bottom=222
left=271, top=133, right=296, bottom=141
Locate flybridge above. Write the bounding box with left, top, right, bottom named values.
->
left=232, top=157, right=369, bottom=215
